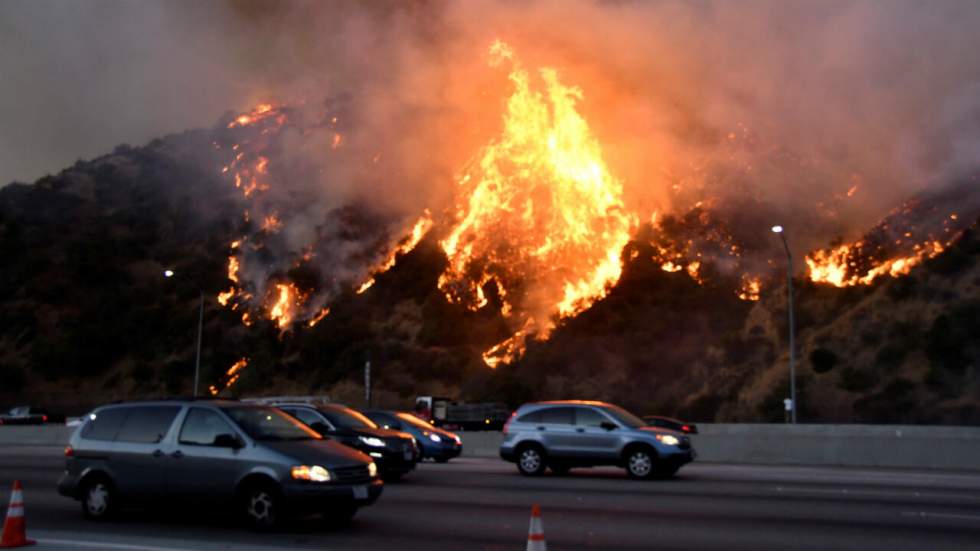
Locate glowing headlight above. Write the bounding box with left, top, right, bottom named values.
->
left=428, top=433, right=442, bottom=443
left=359, top=436, right=386, bottom=448
left=656, top=434, right=680, bottom=446
left=367, top=461, right=378, bottom=478
left=291, top=465, right=332, bottom=482
left=452, top=434, right=462, bottom=445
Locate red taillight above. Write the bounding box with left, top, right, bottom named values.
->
left=64, top=446, right=74, bottom=457
left=42, top=415, right=48, bottom=423
left=502, top=411, right=517, bottom=435
left=681, top=425, right=690, bottom=433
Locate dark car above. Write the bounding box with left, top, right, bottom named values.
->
left=500, top=401, right=695, bottom=479
left=363, top=410, right=462, bottom=463
left=275, top=403, right=419, bottom=480
left=0, top=406, right=50, bottom=425
left=642, top=416, right=699, bottom=434
left=58, top=400, right=383, bottom=530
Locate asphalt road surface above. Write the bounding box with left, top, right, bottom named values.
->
left=2, top=445, right=980, bottom=550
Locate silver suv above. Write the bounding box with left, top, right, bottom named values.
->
left=499, top=400, right=695, bottom=479
left=57, top=400, right=382, bottom=529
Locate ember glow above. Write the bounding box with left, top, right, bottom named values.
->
left=438, top=41, right=634, bottom=367
left=806, top=240, right=946, bottom=287
left=268, top=283, right=305, bottom=330
left=209, top=357, right=249, bottom=396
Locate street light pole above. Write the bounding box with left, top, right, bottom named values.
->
left=165, top=269, right=204, bottom=397
left=771, top=226, right=798, bottom=424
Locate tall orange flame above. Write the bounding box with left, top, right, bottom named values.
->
left=439, top=40, right=634, bottom=367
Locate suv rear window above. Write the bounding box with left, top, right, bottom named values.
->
left=115, top=406, right=181, bottom=443
left=81, top=408, right=129, bottom=441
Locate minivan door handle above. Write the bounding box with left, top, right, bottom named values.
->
left=171, top=450, right=184, bottom=459
left=575, top=428, right=585, bottom=433
left=152, top=449, right=164, bottom=458
left=537, top=426, right=546, bottom=431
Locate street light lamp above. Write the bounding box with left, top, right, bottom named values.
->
left=164, top=269, right=204, bottom=397
left=771, top=225, right=797, bottom=423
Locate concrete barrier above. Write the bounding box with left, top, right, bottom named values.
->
left=459, top=423, right=980, bottom=471
left=4, top=424, right=978, bottom=471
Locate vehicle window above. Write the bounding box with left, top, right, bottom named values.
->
left=222, top=406, right=320, bottom=441
left=287, top=408, right=326, bottom=428
left=320, top=406, right=378, bottom=429
left=367, top=412, right=399, bottom=429
left=396, top=412, right=437, bottom=430
left=600, top=405, right=646, bottom=429
left=81, top=407, right=129, bottom=441
left=540, top=407, right=574, bottom=425
left=179, top=408, right=237, bottom=445
left=516, top=410, right=543, bottom=423
left=575, top=408, right=608, bottom=427
left=115, top=406, right=180, bottom=443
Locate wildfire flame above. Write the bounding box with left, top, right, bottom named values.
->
left=356, top=211, right=434, bottom=294
left=439, top=40, right=634, bottom=366
left=267, top=283, right=305, bottom=331
left=806, top=239, right=946, bottom=287
left=209, top=357, right=249, bottom=396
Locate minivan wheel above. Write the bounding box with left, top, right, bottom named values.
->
left=81, top=478, right=115, bottom=520
left=243, top=483, right=282, bottom=531
left=516, top=445, right=546, bottom=476
left=625, top=448, right=656, bottom=480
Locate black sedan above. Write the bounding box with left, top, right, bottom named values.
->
left=277, top=403, right=420, bottom=480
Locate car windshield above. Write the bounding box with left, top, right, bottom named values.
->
left=222, top=406, right=320, bottom=441
left=600, top=405, right=647, bottom=429
left=321, top=406, right=378, bottom=429
left=396, top=412, right=436, bottom=430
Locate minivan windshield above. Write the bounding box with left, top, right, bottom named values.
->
left=222, top=406, right=320, bottom=441
left=600, top=405, right=647, bottom=429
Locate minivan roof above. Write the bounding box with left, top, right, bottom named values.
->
left=526, top=400, right=613, bottom=407
left=101, top=398, right=245, bottom=407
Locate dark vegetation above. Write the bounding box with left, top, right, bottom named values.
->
left=1, top=127, right=978, bottom=424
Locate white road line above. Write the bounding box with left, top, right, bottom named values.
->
left=770, top=486, right=980, bottom=501
left=36, top=539, right=200, bottom=551
left=902, top=511, right=980, bottom=522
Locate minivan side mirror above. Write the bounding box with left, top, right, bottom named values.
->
left=213, top=433, right=243, bottom=449
left=600, top=421, right=618, bottom=431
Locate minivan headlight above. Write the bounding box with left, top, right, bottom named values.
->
left=655, top=434, right=680, bottom=446
left=367, top=461, right=378, bottom=478
left=359, top=436, right=386, bottom=448
left=428, top=433, right=442, bottom=443
left=292, top=465, right=332, bottom=482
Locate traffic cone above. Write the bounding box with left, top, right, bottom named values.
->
left=0, top=481, right=35, bottom=548
left=526, top=503, right=546, bottom=551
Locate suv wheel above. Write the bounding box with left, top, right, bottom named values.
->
left=242, top=482, right=282, bottom=531
left=516, top=444, right=546, bottom=476
left=625, top=447, right=656, bottom=480
left=81, top=477, right=115, bottom=520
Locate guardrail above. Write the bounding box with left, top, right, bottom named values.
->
left=3, top=423, right=978, bottom=471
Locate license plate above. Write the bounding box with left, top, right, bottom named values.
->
left=352, top=485, right=368, bottom=500
left=404, top=450, right=413, bottom=460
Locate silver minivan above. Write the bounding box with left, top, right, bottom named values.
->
left=58, top=400, right=382, bottom=529
left=499, top=400, right=695, bottom=479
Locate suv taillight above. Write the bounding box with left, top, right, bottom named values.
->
left=64, top=446, right=74, bottom=457
left=502, top=411, right=517, bottom=435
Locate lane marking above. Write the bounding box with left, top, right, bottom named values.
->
left=771, top=486, right=980, bottom=501
left=902, top=511, right=980, bottom=522
left=36, top=539, right=201, bottom=551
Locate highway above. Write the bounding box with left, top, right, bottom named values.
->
left=2, top=445, right=980, bottom=550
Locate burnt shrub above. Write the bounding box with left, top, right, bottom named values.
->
left=926, top=303, right=980, bottom=373
left=874, top=344, right=908, bottom=372
left=810, top=347, right=838, bottom=373
left=837, top=367, right=874, bottom=392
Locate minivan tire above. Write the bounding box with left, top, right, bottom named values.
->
left=80, top=476, right=116, bottom=520
left=242, top=481, right=283, bottom=531
left=624, top=446, right=657, bottom=480
left=516, top=444, right=547, bottom=476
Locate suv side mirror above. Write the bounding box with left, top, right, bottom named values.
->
left=213, top=433, right=243, bottom=449
left=600, top=421, right=618, bottom=431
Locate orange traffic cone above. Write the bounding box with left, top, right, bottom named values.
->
left=0, top=481, right=35, bottom=548
left=526, top=503, right=546, bottom=551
